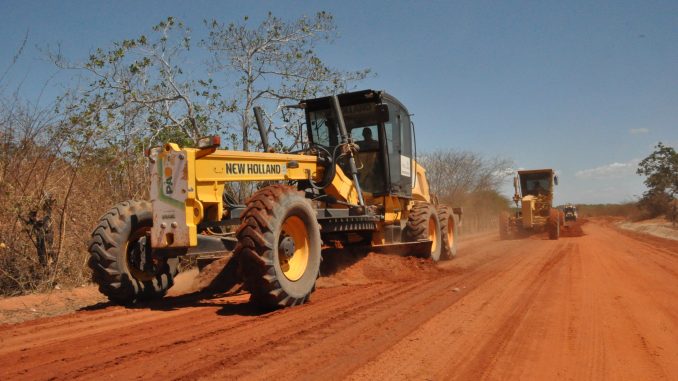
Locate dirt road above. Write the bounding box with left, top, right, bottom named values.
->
left=1, top=219, right=677, bottom=380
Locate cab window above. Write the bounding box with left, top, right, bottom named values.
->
left=348, top=125, right=384, bottom=194
left=308, top=110, right=335, bottom=147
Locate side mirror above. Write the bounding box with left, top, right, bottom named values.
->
left=554, top=175, right=559, bottom=186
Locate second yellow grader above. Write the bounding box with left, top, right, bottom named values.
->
left=499, top=169, right=563, bottom=240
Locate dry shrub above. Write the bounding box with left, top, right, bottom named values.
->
left=0, top=98, right=151, bottom=296
left=576, top=203, right=645, bottom=221
left=419, top=150, right=511, bottom=235
left=446, top=190, right=509, bottom=235
left=0, top=149, right=147, bottom=295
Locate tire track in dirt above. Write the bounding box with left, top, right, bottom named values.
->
left=142, top=240, right=528, bottom=380
left=450, top=242, right=570, bottom=380
left=1, top=283, right=402, bottom=379
left=74, top=281, right=425, bottom=380
left=0, top=232, right=517, bottom=381
left=589, top=227, right=676, bottom=380
left=199, top=248, right=537, bottom=380
left=592, top=240, right=668, bottom=380
left=0, top=307, right=204, bottom=354
left=593, top=224, right=678, bottom=324
left=342, top=238, right=571, bottom=381
left=332, top=236, right=560, bottom=379
left=345, top=222, right=678, bottom=381
left=2, top=222, right=678, bottom=380
left=603, top=220, right=678, bottom=278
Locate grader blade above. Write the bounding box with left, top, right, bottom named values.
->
left=183, top=235, right=237, bottom=271
left=371, top=240, right=434, bottom=258
left=185, top=235, right=237, bottom=257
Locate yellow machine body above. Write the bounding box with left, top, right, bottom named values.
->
left=152, top=144, right=317, bottom=248
left=89, top=89, right=464, bottom=309
left=521, top=195, right=535, bottom=229
left=149, top=143, right=422, bottom=249
left=510, top=168, right=557, bottom=232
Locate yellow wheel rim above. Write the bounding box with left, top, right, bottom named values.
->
left=428, top=217, right=438, bottom=253
left=279, top=215, right=310, bottom=281
left=447, top=217, right=454, bottom=248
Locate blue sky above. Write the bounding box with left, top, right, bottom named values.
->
left=1, top=0, right=677, bottom=204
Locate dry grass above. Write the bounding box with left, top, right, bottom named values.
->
left=576, top=203, right=645, bottom=221
left=0, top=151, right=137, bottom=296
left=442, top=190, right=509, bottom=235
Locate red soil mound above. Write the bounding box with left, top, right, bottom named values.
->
left=561, top=218, right=587, bottom=237
left=316, top=252, right=443, bottom=288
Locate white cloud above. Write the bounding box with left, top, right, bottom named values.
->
left=629, top=128, right=650, bottom=135
left=575, top=159, right=639, bottom=179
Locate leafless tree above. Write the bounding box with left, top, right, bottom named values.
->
left=420, top=150, right=511, bottom=202
left=419, top=150, right=513, bottom=233
left=203, top=12, right=371, bottom=152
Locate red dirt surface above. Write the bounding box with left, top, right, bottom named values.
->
left=561, top=218, right=587, bottom=237
left=1, top=219, right=678, bottom=380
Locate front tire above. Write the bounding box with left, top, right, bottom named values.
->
left=547, top=208, right=560, bottom=240
left=88, top=200, right=179, bottom=304
left=237, top=185, right=322, bottom=309
left=405, top=202, right=443, bottom=261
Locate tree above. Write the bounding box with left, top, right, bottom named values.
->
left=1, top=13, right=372, bottom=296
left=48, top=17, right=227, bottom=201
left=51, top=17, right=220, bottom=145
left=418, top=150, right=512, bottom=232
left=636, top=142, right=678, bottom=218
left=203, top=12, right=371, bottom=152
left=419, top=150, right=512, bottom=203
left=52, top=13, right=371, bottom=201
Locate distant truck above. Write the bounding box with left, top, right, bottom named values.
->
left=500, top=169, right=563, bottom=240
left=563, top=204, right=578, bottom=222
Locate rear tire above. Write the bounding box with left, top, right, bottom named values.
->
left=547, top=208, right=560, bottom=240
left=237, top=185, right=322, bottom=309
left=405, top=202, right=443, bottom=261
left=88, top=200, right=179, bottom=304
left=437, top=205, right=458, bottom=260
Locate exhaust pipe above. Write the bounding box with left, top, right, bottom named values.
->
left=253, top=106, right=270, bottom=152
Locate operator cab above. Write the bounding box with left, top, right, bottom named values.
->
left=516, top=169, right=558, bottom=217
left=518, top=169, right=557, bottom=197
left=301, top=90, right=414, bottom=198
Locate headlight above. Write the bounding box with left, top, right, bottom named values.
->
left=145, top=146, right=162, bottom=163
left=197, top=135, right=221, bottom=149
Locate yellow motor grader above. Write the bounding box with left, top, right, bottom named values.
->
left=88, top=90, right=462, bottom=309
left=499, top=169, right=563, bottom=240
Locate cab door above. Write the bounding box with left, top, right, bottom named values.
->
left=383, top=101, right=413, bottom=198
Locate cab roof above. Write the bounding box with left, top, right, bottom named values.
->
left=517, top=168, right=554, bottom=176
left=299, top=89, right=410, bottom=115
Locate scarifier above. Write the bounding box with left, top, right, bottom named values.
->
left=88, top=90, right=462, bottom=309
left=499, top=169, right=563, bottom=240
